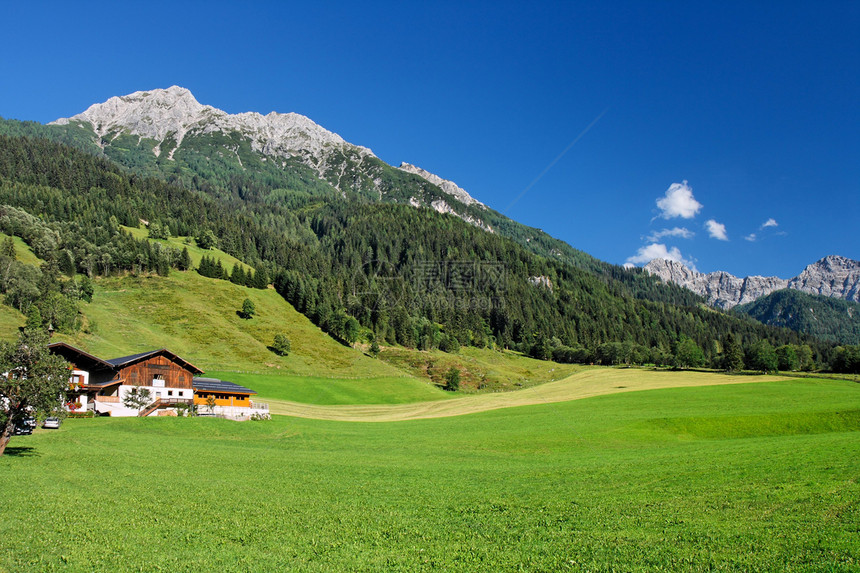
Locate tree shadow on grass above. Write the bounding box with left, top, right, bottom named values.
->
left=3, top=445, right=39, bottom=457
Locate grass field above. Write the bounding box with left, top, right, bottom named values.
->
left=205, top=370, right=449, bottom=405
left=261, top=368, right=798, bottom=421
left=2, top=376, right=857, bottom=571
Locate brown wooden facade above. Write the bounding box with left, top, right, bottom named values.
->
left=116, top=355, right=196, bottom=391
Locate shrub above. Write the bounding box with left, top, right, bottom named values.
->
left=444, top=367, right=460, bottom=392
left=272, top=334, right=291, bottom=356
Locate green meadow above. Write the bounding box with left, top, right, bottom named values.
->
left=2, top=377, right=858, bottom=572
left=120, top=226, right=254, bottom=273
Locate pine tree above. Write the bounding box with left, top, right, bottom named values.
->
left=253, top=267, right=269, bottom=289
left=230, top=264, right=246, bottom=286
left=178, top=247, right=192, bottom=271
left=722, top=335, right=744, bottom=372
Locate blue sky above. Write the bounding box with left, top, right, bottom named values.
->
left=1, top=1, right=857, bottom=278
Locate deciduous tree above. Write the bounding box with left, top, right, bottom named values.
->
left=674, top=337, right=705, bottom=369
left=0, top=329, right=70, bottom=456
left=240, top=298, right=256, bottom=319
left=122, top=386, right=152, bottom=413
left=272, top=334, right=291, bottom=356
left=444, top=366, right=460, bottom=391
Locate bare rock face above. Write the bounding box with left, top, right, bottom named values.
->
left=51, top=85, right=373, bottom=170
left=50, top=87, right=491, bottom=221
left=398, top=163, right=485, bottom=208
left=643, top=259, right=788, bottom=309
left=788, top=255, right=860, bottom=302
left=398, top=163, right=493, bottom=232
left=645, top=256, right=860, bottom=309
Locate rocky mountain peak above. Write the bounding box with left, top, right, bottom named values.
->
left=50, top=86, right=374, bottom=163
left=398, top=162, right=485, bottom=208
left=645, top=256, right=860, bottom=309
left=788, top=255, right=860, bottom=301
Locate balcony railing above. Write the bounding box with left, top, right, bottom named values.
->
left=156, top=398, right=193, bottom=406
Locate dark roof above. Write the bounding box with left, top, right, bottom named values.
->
left=192, top=377, right=256, bottom=395
left=105, top=350, right=158, bottom=367
left=106, top=349, right=204, bottom=374
left=48, top=342, right=114, bottom=370
left=48, top=343, right=204, bottom=375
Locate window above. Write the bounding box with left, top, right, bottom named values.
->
left=167, top=391, right=173, bottom=397
left=129, top=372, right=138, bottom=383
left=178, top=374, right=185, bottom=383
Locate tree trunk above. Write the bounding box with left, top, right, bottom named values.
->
left=0, top=418, right=15, bottom=457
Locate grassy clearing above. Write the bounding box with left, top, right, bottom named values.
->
left=379, top=345, right=581, bottom=392
left=263, top=367, right=798, bottom=421
left=53, top=270, right=406, bottom=380
left=0, top=232, right=42, bottom=265
left=0, top=304, right=22, bottom=342
left=121, top=225, right=253, bottom=272
left=1, top=378, right=858, bottom=571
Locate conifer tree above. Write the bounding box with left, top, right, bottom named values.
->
left=722, top=335, right=744, bottom=372
left=178, top=247, right=192, bottom=271
left=230, top=264, right=246, bottom=286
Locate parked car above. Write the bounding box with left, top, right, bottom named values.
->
left=43, top=417, right=61, bottom=429
left=13, top=416, right=35, bottom=435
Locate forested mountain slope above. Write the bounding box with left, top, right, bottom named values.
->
left=1, top=88, right=704, bottom=308
left=0, top=132, right=822, bottom=368
left=733, top=289, right=860, bottom=345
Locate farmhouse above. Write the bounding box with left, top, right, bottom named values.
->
left=47, top=343, right=268, bottom=419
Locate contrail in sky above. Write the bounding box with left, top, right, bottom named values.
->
left=504, top=107, right=609, bottom=214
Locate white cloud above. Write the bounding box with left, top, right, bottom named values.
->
left=705, top=219, right=728, bottom=241
left=625, top=243, right=696, bottom=269
left=656, top=181, right=702, bottom=219
left=745, top=233, right=757, bottom=242
left=646, top=227, right=694, bottom=242
left=761, top=218, right=778, bottom=229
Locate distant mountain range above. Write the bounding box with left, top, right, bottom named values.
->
left=645, top=255, right=860, bottom=309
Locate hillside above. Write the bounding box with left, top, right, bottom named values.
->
left=733, top=289, right=860, bottom=344
left=0, top=101, right=833, bottom=371
left=1, top=91, right=706, bottom=308
left=48, top=269, right=457, bottom=404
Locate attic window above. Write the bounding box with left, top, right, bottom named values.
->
left=129, top=373, right=138, bottom=383
left=178, top=374, right=185, bottom=383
